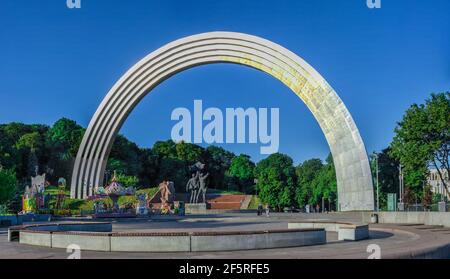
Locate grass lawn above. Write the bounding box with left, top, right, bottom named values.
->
left=207, top=189, right=245, bottom=195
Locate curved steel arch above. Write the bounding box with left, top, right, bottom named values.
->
left=70, top=32, right=374, bottom=211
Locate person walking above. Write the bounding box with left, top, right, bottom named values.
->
left=257, top=203, right=263, bottom=216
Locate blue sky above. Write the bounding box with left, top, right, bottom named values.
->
left=1, top=0, right=449, bottom=165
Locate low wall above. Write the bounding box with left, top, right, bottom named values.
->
left=111, top=233, right=191, bottom=252
left=10, top=222, right=112, bottom=242
left=364, top=212, right=450, bottom=227
left=0, top=216, right=17, bottom=227
left=18, top=225, right=326, bottom=252
left=190, top=229, right=325, bottom=252
left=0, top=214, right=52, bottom=226
left=52, top=232, right=111, bottom=251
left=19, top=231, right=52, bottom=247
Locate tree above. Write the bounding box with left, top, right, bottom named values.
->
left=390, top=92, right=450, bottom=196
left=225, top=154, right=255, bottom=192
left=370, top=148, right=400, bottom=210
left=175, top=141, right=204, bottom=163
left=15, top=132, right=44, bottom=177
left=115, top=173, right=139, bottom=188
left=152, top=140, right=177, bottom=159
left=46, top=118, right=84, bottom=159
left=255, top=153, right=297, bottom=211
left=309, top=154, right=337, bottom=210
left=204, top=146, right=235, bottom=189
left=295, top=159, right=323, bottom=208
left=0, top=168, right=17, bottom=205
left=422, top=185, right=433, bottom=210
left=156, top=158, right=187, bottom=192
left=138, top=148, right=159, bottom=188
left=108, top=135, right=142, bottom=177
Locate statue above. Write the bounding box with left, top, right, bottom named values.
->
left=136, top=193, right=148, bottom=215
left=196, top=172, right=209, bottom=203
left=31, top=174, right=46, bottom=195
left=186, top=162, right=209, bottom=204
left=186, top=172, right=199, bottom=203
left=159, top=180, right=175, bottom=211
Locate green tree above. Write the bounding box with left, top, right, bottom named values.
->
left=204, top=146, right=235, bottom=189
left=108, top=135, right=142, bottom=176
left=295, top=158, right=323, bottom=208
left=309, top=155, right=337, bottom=210
left=390, top=92, right=450, bottom=196
left=175, top=141, right=204, bottom=163
left=0, top=168, right=17, bottom=205
left=115, top=173, right=139, bottom=188
left=47, top=118, right=84, bottom=159
left=152, top=140, right=178, bottom=159
left=15, top=131, right=44, bottom=177
left=370, top=148, right=400, bottom=210
left=138, top=149, right=159, bottom=188
left=15, top=131, right=43, bottom=152
left=225, top=154, right=255, bottom=192
left=255, top=153, right=297, bottom=211
left=156, top=158, right=187, bottom=192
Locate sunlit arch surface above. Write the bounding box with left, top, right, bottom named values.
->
left=70, top=32, right=374, bottom=211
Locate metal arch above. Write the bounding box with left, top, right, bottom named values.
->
left=70, top=32, right=374, bottom=211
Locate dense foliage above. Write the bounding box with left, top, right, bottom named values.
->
left=0, top=117, right=339, bottom=212
left=390, top=92, right=450, bottom=199
left=2, top=91, right=446, bottom=213
left=225, top=154, right=256, bottom=192
left=255, top=153, right=297, bottom=211
left=0, top=168, right=17, bottom=205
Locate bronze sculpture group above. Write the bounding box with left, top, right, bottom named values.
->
left=186, top=162, right=209, bottom=204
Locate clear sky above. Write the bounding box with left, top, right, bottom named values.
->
left=1, top=0, right=449, bottom=165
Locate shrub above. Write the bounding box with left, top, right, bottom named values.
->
left=0, top=204, right=11, bottom=215
left=137, top=187, right=159, bottom=198
left=62, top=199, right=85, bottom=210
left=118, top=195, right=137, bottom=207
left=0, top=168, right=17, bottom=204
left=53, top=209, right=71, bottom=216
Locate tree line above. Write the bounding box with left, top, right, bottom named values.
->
left=0, top=117, right=337, bottom=212
left=1, top=91, right=448, bottom=212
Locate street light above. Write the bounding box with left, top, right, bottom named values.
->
left=398, top=164, right=404, bottom=211
left=375, top=153, right=380, bottom=212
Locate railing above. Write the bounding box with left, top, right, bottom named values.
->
left=404, top=203, right=449, bottom=212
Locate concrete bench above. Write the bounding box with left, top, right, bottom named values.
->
left=288, top=221, right=369, bottom=241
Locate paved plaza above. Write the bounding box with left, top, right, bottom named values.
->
left=1, top=213, right=450, bottom=259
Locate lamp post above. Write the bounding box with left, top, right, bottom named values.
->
left=398, top=164, right=405, bottom=211
left=375, top=153, right=380, bottom=212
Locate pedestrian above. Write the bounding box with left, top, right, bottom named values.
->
left=265, top=204, right=270, bottom=217
left=257, top=203, right=263, bottom=216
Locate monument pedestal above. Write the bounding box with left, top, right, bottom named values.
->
left=185, top=203, right=207, bottom=214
